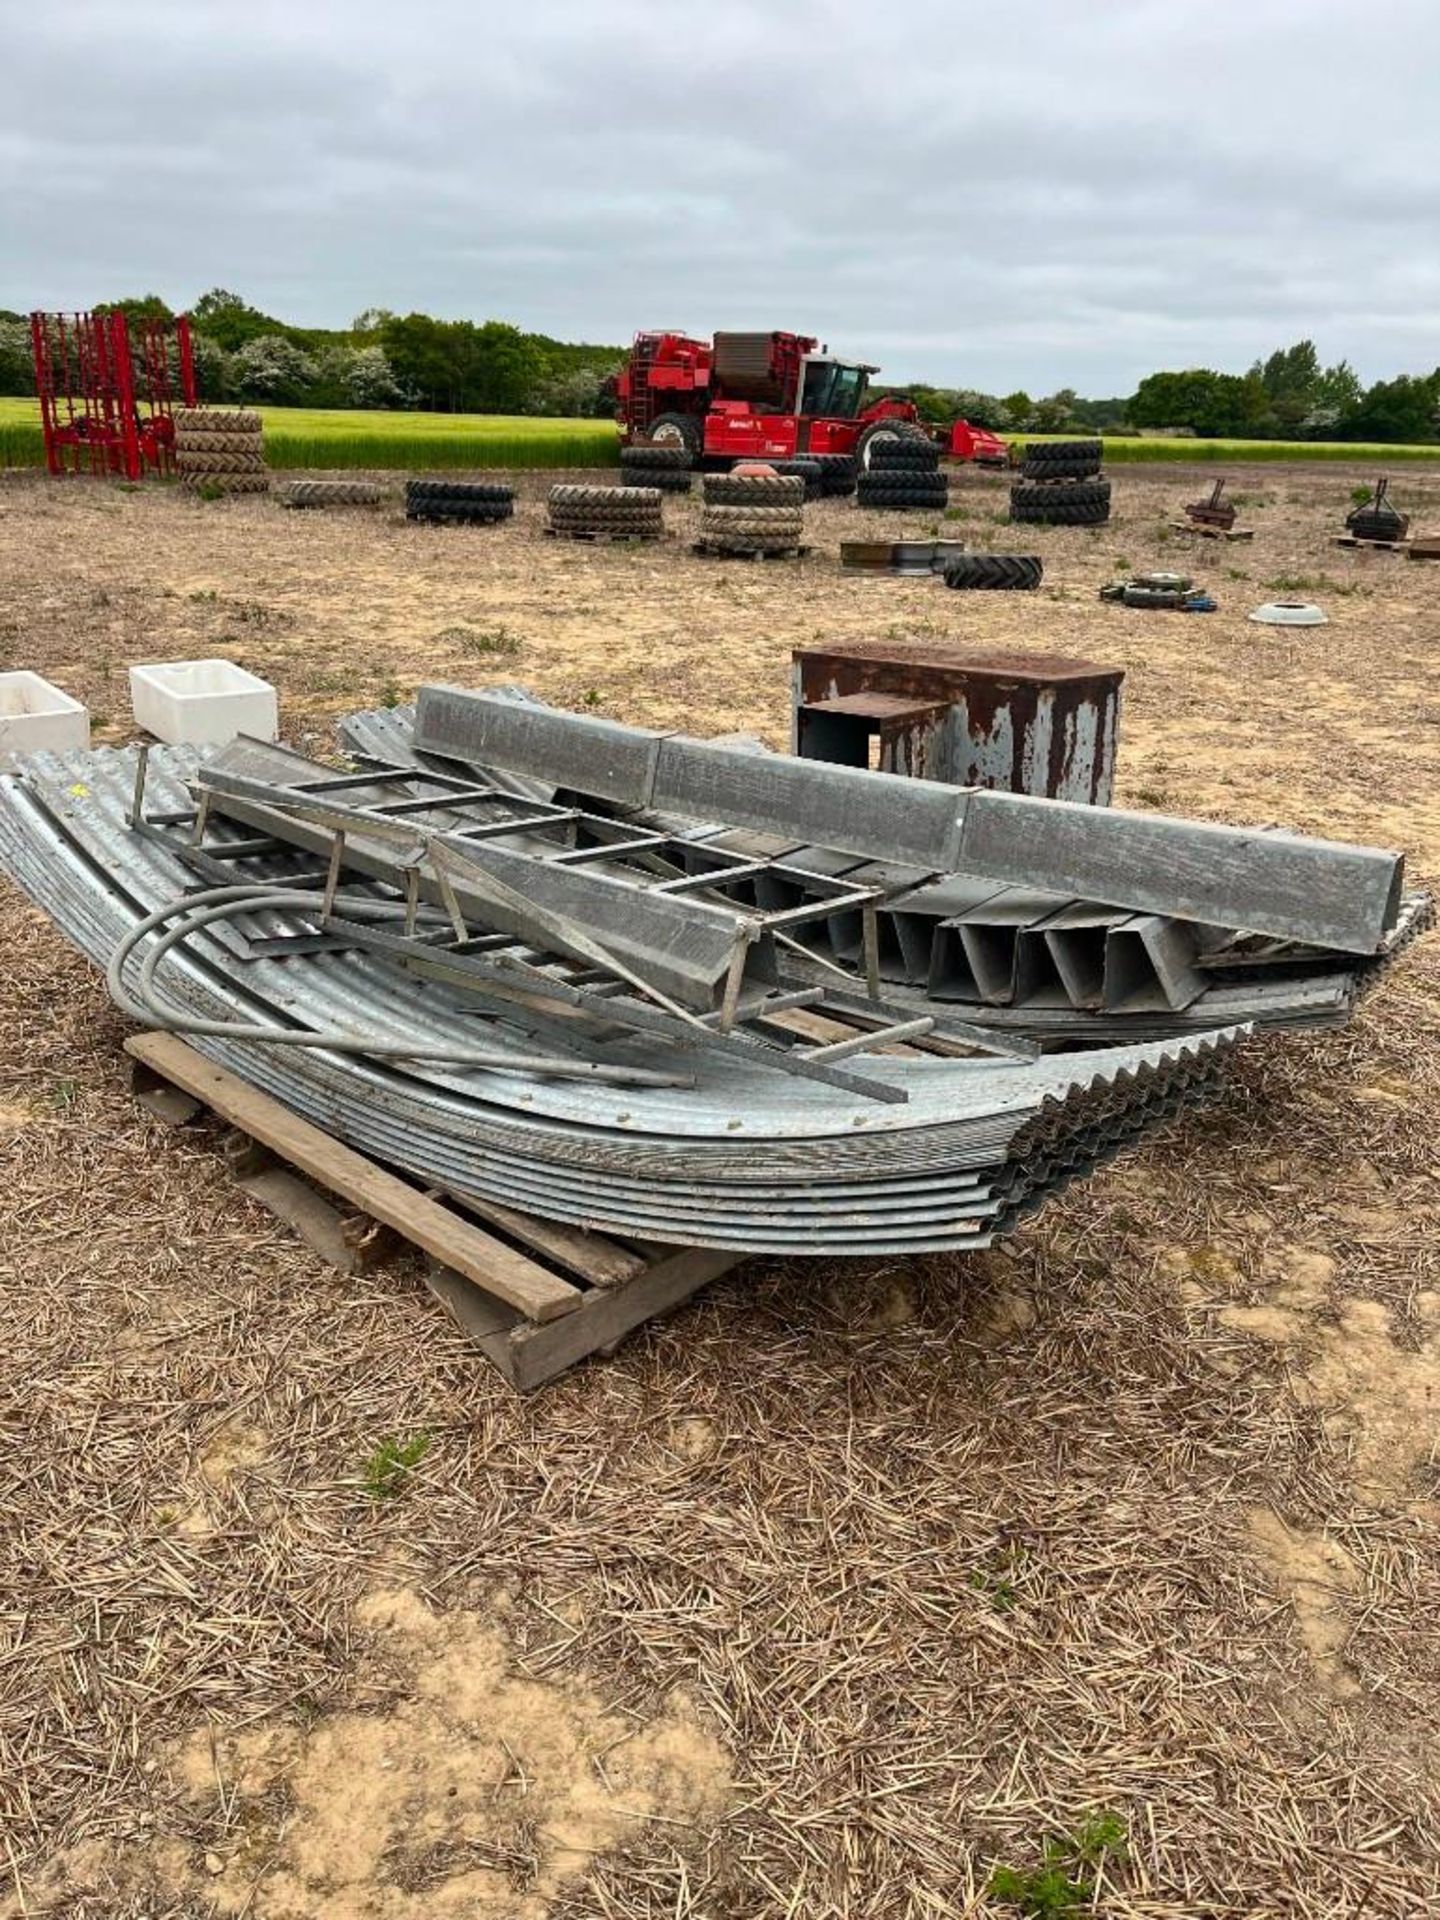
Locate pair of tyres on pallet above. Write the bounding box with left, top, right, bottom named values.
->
left=548, top=483, right=664, bottom=536
left=1010, top=479, right=1112, bottom=525
left=941, top=553, right=1043, bottom=591
left=172, top=406, right=268, bottom=493
left=1018, top=438, right=1104, bottom=482
left=698, top=504, right=805, bottom=549
left=702, top=472, right=805, bottom=509
left=406, top=480, right=514, bottom=525
left=278, top=479, right=385, bottom=510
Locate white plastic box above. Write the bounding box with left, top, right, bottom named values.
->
left=0, top=671, right=91, bottom=762
left=128, top=658, right=278, bottom=747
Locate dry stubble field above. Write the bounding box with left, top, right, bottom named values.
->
left=2, top=461, right=1439, bottom=1919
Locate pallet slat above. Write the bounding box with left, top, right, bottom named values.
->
left=427, top=1245, right=743, bottom=1391
left=124, top=1032, right=583, bottom=1323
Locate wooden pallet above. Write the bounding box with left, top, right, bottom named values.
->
left=1407, top=537, right=1440, bottom=562
left=1171, top=521, right=1255, bottom=541
left=125, top=1032, right=742, bottom=1391
left=543, top=526, right=662, bottom=544
left=1333, top=534, right=1410, bottom=551
left=692, top=542, right=811, bottom=561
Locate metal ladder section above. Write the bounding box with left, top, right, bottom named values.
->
left=129, top=747, right=1036, bottom=1107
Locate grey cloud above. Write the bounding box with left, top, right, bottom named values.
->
left=3, top=0, right=1437, bottom=391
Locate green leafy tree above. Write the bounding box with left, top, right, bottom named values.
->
left=1000, top=390, right=1034, bottom=429
left=1338, top=371, right=1439, bottom=443
left=96, top=293, right=175, bottom=324
left=190, top=288, right=290, bottom=352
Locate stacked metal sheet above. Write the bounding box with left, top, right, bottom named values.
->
left=0, top=740, right=1245, bottom=1255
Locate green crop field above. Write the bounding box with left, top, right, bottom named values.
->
left=3, top=396, right=1438, bottom=471
left=0, top=399, right=620, bottom=471
left=1010, top=433, right=1440, bottom=464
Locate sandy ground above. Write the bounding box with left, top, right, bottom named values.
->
left=2, top=461, right=1440, bottom=1917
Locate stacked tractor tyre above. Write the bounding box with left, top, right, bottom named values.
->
left=698, top=471, right=806, bottom=555
left=173, top=408, right=268, bottom=496
left=1009, top=439, right=1111, bottom=526
left=406, top=480, right=514, bottom=526
left=547, top=485, right=665, bottom=540
left=620, top=442, right=692, bottom=493
left=856, top=434, right=947, bottom=512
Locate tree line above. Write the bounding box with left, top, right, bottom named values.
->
left=0, top=290, right=624, bottom=416
left=879, top=341, right=1440, bottom=443
left=1, top=296, right=1436, bottom=441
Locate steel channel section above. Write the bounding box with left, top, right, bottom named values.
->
left=0, top=746, right=1248, bottom=1255
left=413, top=689, right=1403, bottom=954
left=348, top=709, right=1426, bottom=1039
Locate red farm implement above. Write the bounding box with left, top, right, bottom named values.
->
left=30, top=310, right=197, bottom=480
left=615, top=328, right=1007, bottom=469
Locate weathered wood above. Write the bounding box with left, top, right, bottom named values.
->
left=442, top=1190, right=646, bottom=1288
left=124, top=1033, right=582, bottom=1323
left=129, top=1056, right=204, bottom=1126
left=427, top=1244, right=745, bottom=1392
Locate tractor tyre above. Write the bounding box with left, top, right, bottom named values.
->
left=768, top=458, right=824, bottom=499
left=1020, top=447, right=1103, bottom=482
left=181, top=472, right=270, bottom=496
left=172, top=429, right=265, bottom=455
left=703, top=473, right=805, bottom=508
left=278, top=479, right=385, bottom=508
left=408, top=502, right=513, bottom=525
left=176, top=450, right=268, bottom=476
left=1009, top=480, right=1112, bottom=523
left=942, top=553, right=1044, bottom=591
left=1018, top=438, right=1103, bottom=472
left=855, top=478, right=949, bottom=510
left=406, top=480, right=514, bottom=505
left=642, top=413, right=702, bottom=460
left=812, top=454, right=857, bottom=495
left=173, top=408, right=263, bottom=436
left=624, top=466, right=690, bottom=492
left=620, top=442, right=692, bottom=471
left=699, top=505, right=805, bottom=545
left=867, top=440, right=941, bottom=473
left=548, top=484, right=640, bottom=509
left=855, top=419, right=933, bottom=469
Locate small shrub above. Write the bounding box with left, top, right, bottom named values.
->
left=440, top=624, right=521, bottom=658
left=379, top=676, right=404, bottom=709
left=362, top=1433, right=430, bottom=1500
left=195, top=480, right=225, bottom=503
left=1351, top=483, right=1373, bottom=505
left=989, top=1813, right=1129, bottom=1918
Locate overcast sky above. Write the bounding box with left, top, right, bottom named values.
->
left=3, top=0, right=1437, bottom=395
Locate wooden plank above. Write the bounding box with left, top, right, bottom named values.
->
left=441, top=1190, right=647, bottom=1288
left=428, top=1244, right=744, bottom=1391
left=124, top=1033, right=583, bottom=1324
left=503, top=1245, right=744, bottom=1390
left=222, top=1136, right=400, bottom=1276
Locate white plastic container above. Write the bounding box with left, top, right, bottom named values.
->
left=0, top=671, right=91, bottom=762
left=128, top=658, right=278, bottom=747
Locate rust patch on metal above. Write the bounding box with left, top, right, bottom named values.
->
left=792, top=642, right=1124, bottom=804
